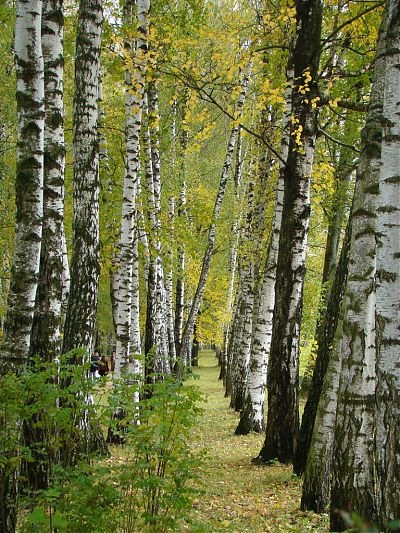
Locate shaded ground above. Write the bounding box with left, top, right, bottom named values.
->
left=190, top=350, right=329, bottom=532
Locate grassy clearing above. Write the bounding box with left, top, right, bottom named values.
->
left=190, top=350, right=329, bottom=532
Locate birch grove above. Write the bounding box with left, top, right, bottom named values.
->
left=2, top=0, right=400, bottom=528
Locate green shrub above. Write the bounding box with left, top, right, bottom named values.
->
left=0, top=362, right=205, bottom=532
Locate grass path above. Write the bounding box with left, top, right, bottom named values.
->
left=190, top=350, right=329, bottom=532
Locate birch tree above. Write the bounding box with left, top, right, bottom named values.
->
left=0, top=0, right=44, bottom=528
left=236, top=58, right=292, bottom=434
left=329, top=6, right=387, bottom=527
left=294, top=119, right=354, bottom=475
left=375, top=5, right=400, bottom=526
left=114, top=0, right=149, bottom=378
left=30, top=0, right=66, bottom=360
left=144, top=83, right=170, bottom=379
left=0, top=0, right=44, bottom=373
left=255, top=0, right=322, bottom=464
left=62, top=0, right=103, bottom=355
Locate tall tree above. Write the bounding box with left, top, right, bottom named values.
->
left=0, top=1, right=44, bottom=529
left=0, top=0, right=44, bottom=372
left=144, top=83, right=170, bottom=379
left=375, top=5, right=400, bottom=526
left=30, top=0, right=66, bottom=360
left=329, top=5, right=387, bottom=527
left=62, top=0, right=103, bottom=355
left=114, top=0, right=149, bottom=378
left=255, top=0, right=323, bottom=464
left=25, top=0, right=66, bottom=493
left=235, top=55, right=293, bottom=434
left=294, top=120, right=354, bottom=475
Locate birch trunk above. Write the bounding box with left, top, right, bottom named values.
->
left=301, top=223, right=350, bottom=512
left=236, top=62, right=292, bottom=434
left=236, top=172, right=284, bottom=433
left=174, top=128, right=188, bottom=354
left=144, top=85, right=170, bottom=379
left=230, top=178, right=256, bottom=412
left=30, top=0, right=65, bottom=360
left=329, top=8, right=387, bottom=527
left=166, top=196, right=177, bottom=365
left=374, top=5, right=400, bottom=527
left=114, top=0, right=149, bottom=378
left=294, top=133, right=353, bottom=475
left=220, top=130, right=243, bottom=382
left=256, top=0, right=322, bottom=464
left=0, top=0, right=44, bottom=372
left=62, top=0, right=103, bottom=355
left=25, top=0, right=66, bottom=493
left=130, top=229, right=141, bottom=355
left=177, top=66, right=251, bottom=373
left=0, top=2, right=44, bottom=529
left=61, top=230, right=70, bottom=313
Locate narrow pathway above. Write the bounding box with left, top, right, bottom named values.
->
left=190, top=350, right=329, bottom=532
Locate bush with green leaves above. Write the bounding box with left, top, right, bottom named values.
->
left=1, top=363, right=205, bottom=532
left=107, top=375, right=206, bottom=531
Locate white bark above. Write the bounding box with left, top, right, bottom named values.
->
left=231, top=181, right=255, bottom=411
left=62, top=0, right=103, bottom=354
left=329, top=9, right=387, bottom=525
left=175, top=172, right=187, bottom=353
left=237, top=64, right=292, bottom=433
left=144, top=86, right=170, bottom=375
left=115, top=0, right=149, bottom=377
left=61, top=229, right=70, bottom=313
left=1, top=0, right=44, bottom=370
left=166, top=196, right=177, bottom=364
left=375, top=4, right=400, bottom=523
left=31, top=0, right=66, bottom=358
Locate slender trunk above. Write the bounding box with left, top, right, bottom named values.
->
left=62, top=0, right=103, bottom=355
left=98, top=73, right=109, bottom=171
left=236, top=67, right=292, bottom=434
left=329, top=8, right=387, bottom=528
left=115, top=0, right=149, bottom=378
left=220, top=130, right=244, bottom=381
left=174, top=127, right=188, bottom=354
left=294, top=128, right=353, bottom=475
left=130, top=229, right=141, bottom=355
left=256, top=0, right=322, bottom=464
left=109, top=255, right=119, bottom=338
left=166, top=196, right=176, bottom=365
left=300, top=223, right=350, bottom=512
left=144, top=84, right=170, bottom=379
left=177, top=65, right=251, bottom=373
left=230, top=180, right=255, bottom=412
left=61, top=230, right=70, bottom=314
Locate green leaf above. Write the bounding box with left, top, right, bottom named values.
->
left=26, top=507, right=48, bottom=526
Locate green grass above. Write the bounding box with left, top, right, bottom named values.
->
left=189, top=350, right=329, bottom=532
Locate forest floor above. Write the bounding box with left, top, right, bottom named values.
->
left=190, top=350, right=329, bottom=532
